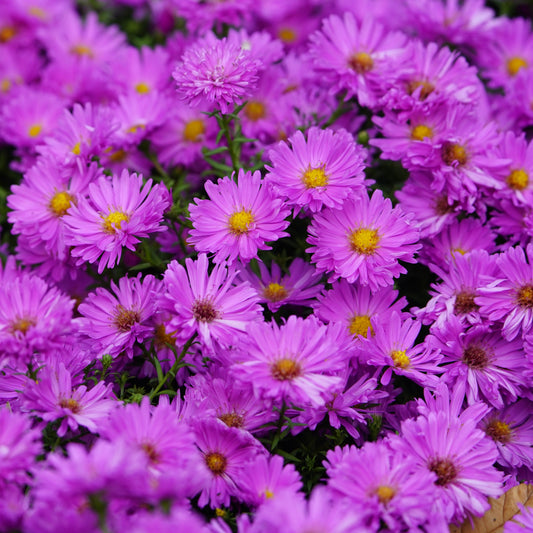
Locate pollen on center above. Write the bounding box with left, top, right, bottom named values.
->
left=375, top=485, right=396, bottom=505
left=441, top=142, right=468, bottom=166
left=263, top=282, right=288, bottom=302
left=349, top=314, right=373, bottom=338
left=71, top=44, right=94, bottom=58
left=28, top=123, right=42, bottom=138
left=228, top=209, right=254, bottom=235
left=349, top=227, right=380, bottom=255
left=102, top=210, right=130, bottom=234
left=507, top=56, right=528, bottom=77
left=49, top=190, right=73, bottom=217
left=411, top=124, right=433, bottom=141
left=244, top=101, right=266, bottom=122
left=516, top=284, right=533, bottom=308
left=506, top=169, right=529, bottom=190
left=205, top=452, right=227, bottom=475
left=135, top=82, right=150, bottom=94
left=485, top=419, right=512, bottom=444
left=271, top=357, right=302, bottom=381
left=58, top=397, right=82, bottom=414
left=391, top=349, right=410, bottom=369
left=302, top=164, right=328, bottom=188
left=113, top=304, right=141, bottom=332
left=349, top=51, right=373, bottom=74
left=183, top=119, right=205, bottom=142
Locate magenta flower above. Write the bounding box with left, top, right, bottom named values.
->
left=77, top=274, right=159, bottom=358
left=63, top=170, right=170, bottom=273
left=237, top=258, right=323, bottom=313
left=266, top=127, right=366, bottom=213
left=22, top=363, right=116, bottom=437
left=307, top=190, right=421, bottom=290
left=188, top=169, right=290, bottom=265
left=162, top=253, right=262, bottom=350
left=173, top=33, right=261, bottom=114
left=231, top=315, right=346, bottom=407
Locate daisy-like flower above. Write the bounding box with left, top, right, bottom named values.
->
left=173, top=33, right=261, bottom=114
left=237, top=258, right=323, bottom=313
left=428, top=319, right=527, bottom=408
left=77, top=274, right=159, bottom=359
left=162, top=253, right=262, bottom=350
left=307, top=189, right=421, bottom=290
left=477, top=244, right=533, bottom=340
left=389, top=386, right=503, bottom=524
left=363, top=312, right=441, bottom=387
left=21, top=363, right=116, bottom=437
left=314, top=280, right=407, bottom=342
left=308, top=12, right=407, bottom=107
left=326, top=441, right=439, bottom=532
left=188, top=169, right=290, bottom=265
left=266, top=127, right=366, bottom=213
left=231, top=315, right=346, bottom=407
left=63, top=170, right=171, bottom=273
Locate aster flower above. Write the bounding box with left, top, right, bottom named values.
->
left=363, top=312, right=441, bottom=387
left=77, top=274, right=159, bottom=358
left=428, top=319, right=528, bottom=408
left=188, top=169, right=290, bottom=265
left=162, top=253, right=262, bottom=350
left=314, top=280, right=407, bottom=342
left=505, top=504, right=533, bottom=533
left=481, top=400, right=533, bottom=472
left=193, top=418, right=260, bottom=508
left=21, top=363, right=116, bottom=437
left=308, top=12, right=408, bottom=107
left=63, top=171, right=171, bottom=274
left=237, top=258, right=323, bottom=313
left=307, top=189, right=421, bottom=290
left=389, top=386, right=503, bottom=524
left=266, top=127, right=366, bottom=213
left=231, top=315, right=347, bottom=407
left=173, top=33, right=261, bottom=114
left=477, top=244, right=533, bottom=340
left=326, top=441, right=440, bottom=532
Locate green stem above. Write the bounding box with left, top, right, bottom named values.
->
left=221, top=114, right=241, bottom=174
left=149, top=333, right=197, bottom=400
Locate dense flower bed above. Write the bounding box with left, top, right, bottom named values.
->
left=0, top=0, right=532, bottom=531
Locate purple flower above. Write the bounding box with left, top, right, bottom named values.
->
left=173, top=33, right=261, bottom=114
left=63, top=170, right=170, bottom=273
left=188, top=169, right=290, bottom=265
left=266, top=127, right=366, bottom=213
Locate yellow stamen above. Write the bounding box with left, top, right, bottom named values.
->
left=49, top=191, right=73, bottom=217
left=205, top=452, right=227, bottom=475
left=485, top=420, right=512, bottom=443
left=452, top=247, right=467, bottom=256
left=349, top=52, right=373, bottom=74
left=28, top=6, right=47, bottom=19
left=28, top=124, right=42, bottom=138
left=263, top=282, right=288, bottom=303
left=154, top=323, right=176, bottom=347
left=72, top=141, right=81, bottom=155
left=183, top=119, right=205, bottom=142
left=278, top=27, right=297, bottom=43
left=135, top=82, right=150, bottom=94
left=349, top=315, right=373, bottom=338
left=58, top=397, right=81, bottom=413
left=126, top=124, right=145, bottom=134
left=0, top=26, right=17, bottom=43
left=441, top=142, right=468, bottom=166
left=349, top=228, right=380, bottom=255
left=228, top=209, right=254, bottom=235
left=302, top=164, right=328, bottom=188
left=376, top=485, right=396, bottom=504
left=244, top=101, right=266, bottom=122
left=215, top=508, right=227, bottom=518
left=11, top=318, right=35, bottom=335
left=102, top=211, right=129, bottom=234
left=109, top=149, right=127, bottom=163
left=406, top=80, right=435, bottom=100
left=218, top=412, right=245, bottom=428
left=265, top=489, right=274, bottom=499
left=71, top=44, right=94, bottom=58
left=506, top=169, right=529, bottom=190
left=507, top=56, right=528, bottom=77
left=391, top=349, right=410, bottom=369
left=411, top=124, right=433, bottom=141
left=271, top=358, right=301, bottom=381
left=517, top=285, right=533, bottom=308
left=1, top=79, right=11, bottom=92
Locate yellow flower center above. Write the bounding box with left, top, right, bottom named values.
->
left=49, top=191, right=73, bottom=217
left=348, top=52, right=374, bottom=73
left=375, top=485, right=396, bottom=504
left=406, top=79, right=435, bottom=100
left=109, top=149, right=127, bottom=163
left=411, top=124, right=433, bottom=141
left=506, top=169, right=529, bottom=190
left=135, top=82, right=150, bottom=94
left=28, top=123, right=42, bottom=138
left=441, top=142, right=468, bottom=166
left=218, top=412, right=245, bottom=428
left=452, top=247, right=467, bottom=256
left=10, top=317, right=36, bottom=335
left=485, top=420, right=512, bottom=444
left=228, top=209, right=254, bottom=235
left=28, top=6, right=47, bottom=19
left=0, top=26, right=17, bottom=43
left=71, top=44, right=94, bottom=58
left=1, top=79, right=11, bottom=93
left=265, top=489, right=274, bottom=499
left=507, top=56, right=528, bottom=76
left=349, top=314, right=373, bottom=338
left=58, top=397, right=82, bottom=414
left=126, top=124, right=146, bottom=134
left=154, top=323, right=176, bottom=347
left=72, top=141, right=81, bottom=155
left=263, top=282, right=288, bottom=303
left=391, top=349, right=410, bottom=369
left=302, top=164, right=328, bottom=188
left=205, top=452, right=227, bottom=475
left=244, top=101, right=266, bottom=122
left=349, top=228, right=380, bottom=255
left=183, top=119, right=205, bottom=142
left=271, top=358, right=302, bottom=381
left=102, top=211, right=129, bottom=234
left=517, top=284, right=533, bottom=308
left=278, top=27, right=297, bottom=43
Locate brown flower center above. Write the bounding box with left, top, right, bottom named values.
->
left=205, top=452, right=227, bottom=475
left=428, top=457, right=459, bottom=486
left=218, top=412, right=245, bottom=428
left=441, top=142, right=468, bottom=166
left=271, top=358, right=302, bottom=381
left=114, top=305, right=140, bottom=332
left=192, top=298, right=220, bottom=323
left=348, top=52, right=373, bottom=73
left=516, top=285, right=533, bottom=308
left=462, top=343, right=490, bottom=370
left=454, top=291, right=479, bottom=315
left=58, top=397, right=82, bottom=414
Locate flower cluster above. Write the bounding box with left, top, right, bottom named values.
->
left=0, top=0, right=531, bottom=532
